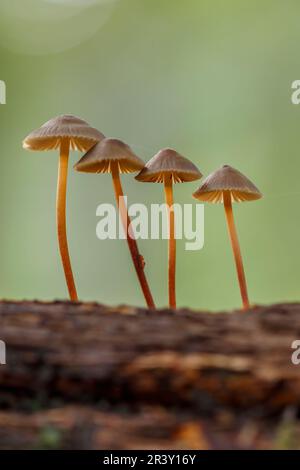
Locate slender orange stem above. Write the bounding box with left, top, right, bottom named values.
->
left=223, top=191, right=249, bottom=310
left=164, top=178, right=176, bottom=309
left=56, top=140, right=78, bottom=301
left=111, top=164, right=155, bottom=309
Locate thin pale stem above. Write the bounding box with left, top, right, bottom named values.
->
left=164, top=178, right=176, bottom=309
left=56, top=140, right=78, bottom=301
left=111, top=164, right=155, bottom=309
left=223, top=191, right=249, bottom=310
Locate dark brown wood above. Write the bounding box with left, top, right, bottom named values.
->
left=0, top=300, right=300, bottom=449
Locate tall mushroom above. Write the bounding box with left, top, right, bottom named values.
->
left=193, top=164, right=262, bottom=310
left=23, top=115, right=104, bottom=301
left=135, top=148, right=202, bottom=309
left=74, top=137, right=155, bottom=309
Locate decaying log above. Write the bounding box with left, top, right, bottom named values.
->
left=0, top=300, right=300, bottom=449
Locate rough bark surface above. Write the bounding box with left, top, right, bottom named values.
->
left=0, top=300, right=300, bottom=449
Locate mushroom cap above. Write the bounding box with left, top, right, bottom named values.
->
left=74, top=138, right=145, bottom=174
left=193, top=165, right=262, bottom=203
left=23, top=114, right=105, bottom=152
left=135, top=148, right=202, bottom=183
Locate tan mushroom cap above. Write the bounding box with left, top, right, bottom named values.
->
left=135, top=148, right=202, bottom=183
left=23, top=114, right=105, bottom=152
left=74, top=138, right=145, bottom=174
left=193, top=165, right=262, bottom=203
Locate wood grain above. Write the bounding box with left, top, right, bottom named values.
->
left=0, top=300, right=299, bottom=449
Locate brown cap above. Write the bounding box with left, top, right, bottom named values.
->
left=193, top=165, right=262, bottom=203
left=23, top=114, right=105, bottom=152
left=135, top=148, right=202, bottom=183
left=74, top=138, right=145, bottom=174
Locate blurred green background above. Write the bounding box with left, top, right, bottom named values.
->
left=0, top=0, right=298, bottom=310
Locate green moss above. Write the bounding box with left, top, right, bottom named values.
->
left=37, top=426, right=63, bottom=450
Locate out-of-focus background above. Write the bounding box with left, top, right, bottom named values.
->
left=0, top=0, right=298, bottom=310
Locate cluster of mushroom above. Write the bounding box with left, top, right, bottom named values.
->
left=23, top=115, right=262, bottom=311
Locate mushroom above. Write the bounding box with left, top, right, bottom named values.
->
left=23, top=115, right=104, bottom=301
left=74, top=138, right=155, bottom=309
left=193, top=164, right=262, bottom=310
left=135, top=148, right=202, bottom=308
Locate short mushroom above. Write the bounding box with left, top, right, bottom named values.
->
left=193, top=164, right=262, bottom=310
left=135, top=148, right=202, bottom=309
left=74, top=138, right=155, bottom=309
left=23, top=115, right=104, bottom=301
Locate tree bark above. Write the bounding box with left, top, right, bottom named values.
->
left=0, top=300, right=300, bottom=449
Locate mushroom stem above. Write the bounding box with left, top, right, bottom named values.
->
left=164, top=178, right=176, bottom=309
left=223, top=191, right=249, bottom=310
left=111, top=164, right=155, bottom=309
left=56, top=140, right=78, bottom=301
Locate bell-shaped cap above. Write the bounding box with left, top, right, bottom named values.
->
left=135, top=148, right=202, bottom=183
left=23, top=114, right=105, bottom=152
left=74, top=138, right=145, bottom=174
left=193, top=165, right=262, bottom=203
